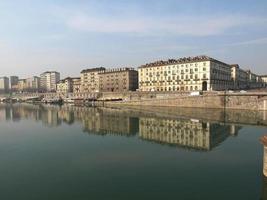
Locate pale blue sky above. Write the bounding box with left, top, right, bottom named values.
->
left=0, top=0, right=267, bottom=78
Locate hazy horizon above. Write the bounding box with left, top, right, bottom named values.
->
left=0, top=0, right=267, bottom=79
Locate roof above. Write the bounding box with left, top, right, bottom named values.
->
left=80, top=67, right=106, bottom=73
left=138, top=55, right=230, bottom=69
left=98, top=67, right=137, bottom=74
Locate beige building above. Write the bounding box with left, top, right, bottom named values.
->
left=138, top=55, right=234, bottom=92
left=40, top=71, right=60, bottom=92
left=80, top=67, right=105, bottom=93
left=18, top=79, right=27, bottom=92
left=25, top=76, right=40, bottom=92
left=98, top=68, right=138, bottom=92
left=73, top=78, right=81, bottom=93
left=56, top=77, right=81, bottom=94
left=261, top=75, right=267, bottom=87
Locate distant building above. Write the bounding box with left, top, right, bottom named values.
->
left=261, top=75, right=267, bottom=87
left=25, top=76, right=40, bottom=92
left=73, top=78, right=81, bottom=93
left=40, top=71, right=60, bottom=92
left=98, top=68, right=138, bottom=92
left=18, top=79, right=27, bottom=92
left=80, top=67, right=105, bottom=93
left=0, top=77, right=9, bottom=93
left=9, top=76, right=19, bottom=92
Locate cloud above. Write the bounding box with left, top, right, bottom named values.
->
left=63, top=10, right=266, bottom=36
left=226, top=37, right=267, bottom=46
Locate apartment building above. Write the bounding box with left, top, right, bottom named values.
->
left=0, top=77, right=9, bottom=93
left=25, top=76, right=40, bottom=92
left=73, top=78, right=81, bottom=93
left=56, top=77, right=80, bottom=94
left=98, top=68, right=138, bottom=92
left=80, top=67, right=105, bottom=93
left=40, top=71, right=60, bottom=92
left=138, top=56, right=235, bottom=92
left=9, top=76, right=19, bottom=92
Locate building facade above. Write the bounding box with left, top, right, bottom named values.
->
left=138, top=56, right=234, bottom=92
left=40, top=71, right=60, bottom=92
left=261, top=75, right=267, bottom=87
left=98, top=68, right=138, bottom=92
left=9, top=76, right=19, bottom=92
left=56, top=77, right=81, bottom=94
left=231, top=64, right=249, bottom=89
left=80, top=67, right=105, bottom=93
left=0, top=77, right=9, bottom=93
left=73, top=78, right=81, bottom=93
left=25, top=76, right=40, bottom=92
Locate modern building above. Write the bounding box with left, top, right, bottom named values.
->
left=40, top=71, right=60, bottom=92
left=98, top=68, right=138, bottom=92
left=9, top=76, right=19, bottom=92
left=0, top=77, right=9, bottom=93
left=25, top=76, right=40, bottom=92
left=138, top=55, right=235, bottom=92
left=80, top=67, right=105, bottom=93
left=56, top=77, right=80, bottom=94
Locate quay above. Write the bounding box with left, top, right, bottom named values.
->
left=1, top=90, right=267, bottom=111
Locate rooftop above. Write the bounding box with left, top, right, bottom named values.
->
left=81, top=67, right=106, bottom=73
left=98, top=67, right=136, bottom=74
left=139, top=55, right=229, bottom=68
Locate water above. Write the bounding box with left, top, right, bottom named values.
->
left=0, top=103, right=267, bottom=200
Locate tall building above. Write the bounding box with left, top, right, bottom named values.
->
left=40, top=71, right=60, bottom=92
left=9, top=76, right=19, bottom=92
left=0, top=77, right=9, bottom=93
left=18, top=79, right=27, bottom=92
left=138, top=55, right=234, bottom=92
left=98, top=68, right=138, bottom=92
left=80, top=67, right=105, bottom=93
left=26, top=76, right=40, bottom=92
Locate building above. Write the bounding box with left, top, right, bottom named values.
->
left=25, top=76, right=40, bottom=92
left=231, top=64, right=249, bottom=89
left=261, top=75, right=267, bottom=87
left=80, top=67, right=105, bottom=93
left=9, top=76, right=19, bottom=92
left=18, top=79, right=27, bottom=92
left=56, top=77, right=78, bottom=94
left=98, top=68, right=138, bottom=92
left=73, top=78, right=81, bottom=93
left=0, top=77, right=9, bottom=93
left=138, top=55, right=234, bottom=92
left=40, top=71, right=60, bottom=92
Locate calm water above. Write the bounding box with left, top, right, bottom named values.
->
left=0, top=103, right=267, bottom=200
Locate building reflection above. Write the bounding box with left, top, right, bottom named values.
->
left=139, top=117, right=241, bottom=151
left=0, top=103, right=243, bottom=151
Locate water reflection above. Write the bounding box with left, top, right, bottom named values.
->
left=0, top=103, right=244, bottom=151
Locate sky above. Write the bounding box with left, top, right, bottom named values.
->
left=0, top=0, right=267, bottom=78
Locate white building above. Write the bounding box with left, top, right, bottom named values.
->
left=40, top=71, right=60, bottom=92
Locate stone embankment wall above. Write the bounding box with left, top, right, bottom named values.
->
left=104, top=93, right=267, bottom=111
